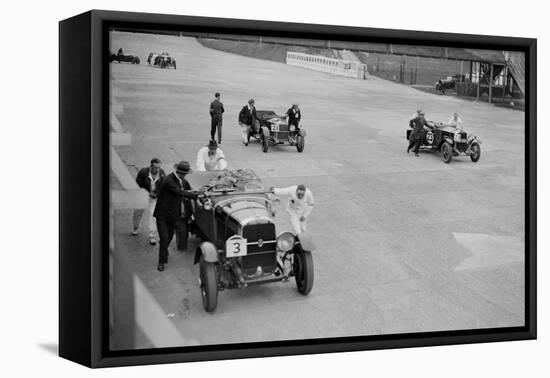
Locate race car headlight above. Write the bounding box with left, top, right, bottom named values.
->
left=289, top=125, right=296, bottom=131
left=276, top=232, right=295, bottom=252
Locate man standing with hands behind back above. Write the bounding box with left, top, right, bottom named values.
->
left=153, top=161, right=198, bottom=272
left=210, top=92, right=224, bottom=144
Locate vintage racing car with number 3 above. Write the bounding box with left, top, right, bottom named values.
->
left=406, top=121, right=482, bottom=163
left=185, top=169, right=315, bottom=313
left=251, top=110, right=306, bottom=153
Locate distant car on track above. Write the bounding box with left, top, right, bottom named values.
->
left=109, top=51, right=140, bottom=64
left=406, top=121, right=481, bottom=163
left=185, top=169, right=315, bottom=313
left=251, top=110, right=306, bottom=153
left=435, top=74, right=465, bottom=93
left=147, top=52, right=177, bottom=69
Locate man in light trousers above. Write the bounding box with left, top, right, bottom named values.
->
left=271, top=184, right=315, bottom=235
left=132, top=158, right=165, bottom=245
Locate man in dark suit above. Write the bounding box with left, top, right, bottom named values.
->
left=153, top=161, right=198, bottom=272
left=286, top=102, right=302, bottom=128
left=407, top=110, right=432, bottom=157
left=238, top=98, right=257, bottom=146
left=209, top=92, right=225, bottom=144
left=132, top=158, right=166, bottom=245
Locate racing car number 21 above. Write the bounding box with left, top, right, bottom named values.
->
left=226, top=235, right=248, bottom=257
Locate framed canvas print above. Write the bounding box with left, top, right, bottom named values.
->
left=59, top=10, right=536, bottom=368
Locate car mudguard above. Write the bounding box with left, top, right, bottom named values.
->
left=468, top=136, right=482, bottom=146
left=194, top=241, right=218, bottom=264
left=443, top=137, right=454, bottom=145
left=298, top=128, right=307, bottom=137
left=261, top=126, right=270, bottom=137
left=296, top=232, right=316, bottom=252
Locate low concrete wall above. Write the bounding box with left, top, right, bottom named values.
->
left=286, top=51, right=368, bottom=79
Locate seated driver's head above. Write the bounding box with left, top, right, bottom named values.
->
left=296, top=184, right=306, bottom=199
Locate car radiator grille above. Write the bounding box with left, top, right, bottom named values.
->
left=242, top=223, right=277, bottom=275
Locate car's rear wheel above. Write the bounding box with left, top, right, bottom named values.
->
left=441, top=142, right=453, bottom=163
left=296, top=135, right=305, bottom=153
left=199, top=256, right=218, bottom=313
left=261, top=136, right=269, bottom=153
left=470, top=141, right=481, bottom=162
left=294, top=251, right=314, bottom=295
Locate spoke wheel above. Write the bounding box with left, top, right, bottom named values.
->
left=470, top=141, right=481, bottom=162
left=441, top=142, right=453, bottom=163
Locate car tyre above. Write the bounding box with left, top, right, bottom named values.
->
left=441, top=141, right=453, bottom=163
left=470, top=141, right=481, bottom=162
left=199, top=256, right=218, bottom=313
left=296, top=135, right=305, bottom=153
left=294, top=251, right=314, bottom=295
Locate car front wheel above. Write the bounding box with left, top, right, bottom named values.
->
left=441, top=142, right=453, bottom=163
left=470, top=141, right=481, bottom=162
left=296, top=135, right=305, bottom=152
left=294, top=251, right=314, bottom=295
left=199, top=256, right=218, bottom=313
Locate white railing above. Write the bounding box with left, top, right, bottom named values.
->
left=286, top=51, right=368, bottom=79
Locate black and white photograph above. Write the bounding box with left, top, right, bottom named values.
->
left=108, top=27, right=527, bottom=350
left=4, top=0, right=549, bottom=375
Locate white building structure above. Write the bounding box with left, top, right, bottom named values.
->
left=286, top=51, right=369, bottom=79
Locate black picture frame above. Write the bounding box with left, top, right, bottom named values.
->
left=59, top=9, right=537, bottom=368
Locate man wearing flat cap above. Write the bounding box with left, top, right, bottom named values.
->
left=238, top=99, right=257, bottom=146
left=153, top=161, right=198, bottom=272
left=407, top=110, right=431, bottom=157
left=196, top=140, right=228, bottom=171
left=286, top=102, right=302, bottom=129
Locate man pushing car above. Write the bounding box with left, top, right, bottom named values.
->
left=270, top=184, right=315, bottom=235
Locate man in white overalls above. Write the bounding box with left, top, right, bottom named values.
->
left=271, top=184, right=315, bottom=235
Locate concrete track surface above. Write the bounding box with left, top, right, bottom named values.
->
left=110, top=32, right=525, bottom=348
